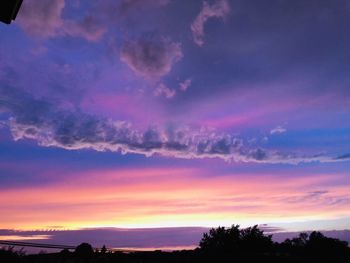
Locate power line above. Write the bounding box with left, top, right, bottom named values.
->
left=0, top=240, right=76, bottom=250
left=0, top=240, right=142, bottom=253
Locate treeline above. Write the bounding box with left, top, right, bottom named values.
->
left=1, top=225, right=349, bottom=263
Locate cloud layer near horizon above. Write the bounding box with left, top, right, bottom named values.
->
left=1, top=227, right=349, bottom=251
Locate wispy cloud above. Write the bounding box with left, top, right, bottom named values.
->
left=270, top=125, right=287, bottom=135
left=191, top=0, right=231, bottom=46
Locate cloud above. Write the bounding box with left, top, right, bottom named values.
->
left=153, top=79, right=193, bottom=99
left=191, top=0, right=231, bottom=46
left=334, top=153, right=350, bottom=160
left=0, top=86, right=349, bottom=164
left=179, top=78, right=192, bottom=91
left=17, top=0, right=65, bottom=38
left=63, top=15, right=106, bottom=42
left=17, top=0, right=105, bottom=41
left=0, top=227, right=205, bottom=251
left=120, top=36, right=183, bottom=78
left=154, top=83, right=176, bottom=99
left=270, top=125, right=287, bottom=135
left=119, top=0, right=170, bottom=13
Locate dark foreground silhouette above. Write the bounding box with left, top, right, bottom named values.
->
left=1, top=225, right=349, bottom=263
left=0, top=0, right=23, bottom=24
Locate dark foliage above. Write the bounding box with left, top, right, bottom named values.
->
left=279, top=231, right=349, bottom=262
left=75, top=243, right=94, bottom=262
left=199, top=224, right=273, bottom=259
left=1, top=226, right=349, bottom=263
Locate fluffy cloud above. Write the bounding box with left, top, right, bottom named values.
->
left=17, top=0, right=105, bottom=41
left=120, top=37, right=183, bottom=78
left=154, top=83, right=176, bottom=99
left=0, top=86, right=347, bottom=164
left=191, top=0, right=231, bottom=46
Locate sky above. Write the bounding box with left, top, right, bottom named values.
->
left=1, top=0, right=350, bottom=250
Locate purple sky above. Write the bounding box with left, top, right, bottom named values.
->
left=0, top=0, right=350, bottom=250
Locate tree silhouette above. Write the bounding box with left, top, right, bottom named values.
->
left=199, top=224, right=273, bottom=257
left=200, top=225, right=240, bottom=254
left=100, top=245, right=107, bottom=254
left=239, top=225, right=273, bottom=253
left=281, top=231, right=350, bottom=262
left=75, top=243, right=94, bottom=262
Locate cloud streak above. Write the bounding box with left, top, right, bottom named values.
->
left=191, top=0, right=231, bottom=46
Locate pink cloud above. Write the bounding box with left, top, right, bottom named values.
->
left=154, top=83, right=176, bottom=99
left=179, top=78, right=192, bottom=91
left=17, top=0, right=105, bottom=41
left=191, top=0, right=231, bottom=46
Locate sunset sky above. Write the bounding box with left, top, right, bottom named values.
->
left=1, top=0, right=350, bottom=249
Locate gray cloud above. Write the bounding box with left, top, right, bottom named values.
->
left=334, top=153, right=350, bottom=160
left=0, top=86, right=348, bottom=164
left=120, top=36, right=183, bottom=78
left=191, top=0, right=231, bottom=46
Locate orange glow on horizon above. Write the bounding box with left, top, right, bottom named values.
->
left=1, top=167, right=349, bottom=231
